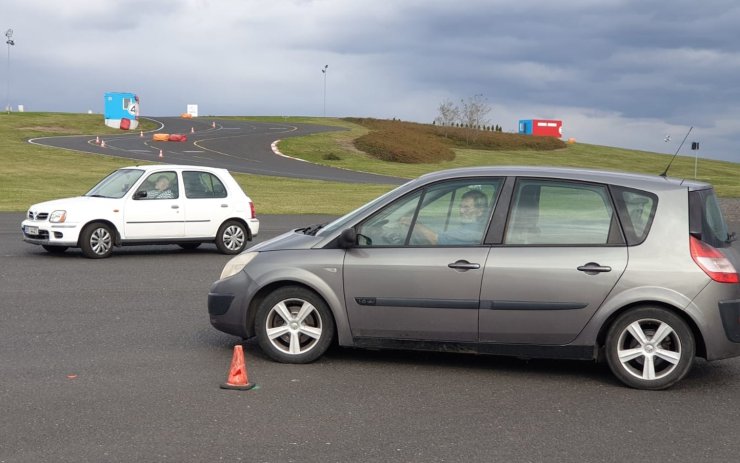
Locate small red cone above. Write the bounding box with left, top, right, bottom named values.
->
left=101, top=140, right=106, bottom=148
left=158, top=149, right=163, bottom=158
left=212, top=121, right=216, bottom=128
left=220, top=345, right=255, bottom=390
left=140, top=130, right=144, bottom=137
left=95, top=136, right=100, bottom=144
left=190, top=127, right=195, bottom=133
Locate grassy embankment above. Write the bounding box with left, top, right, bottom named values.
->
left=0, top=113, right=390, bottom=214
left=3, top=113, right=740, bottom=215
left=274, top=117, right=740, bottom=197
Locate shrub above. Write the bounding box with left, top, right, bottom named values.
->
left=345, top=117, right=566, bottom=164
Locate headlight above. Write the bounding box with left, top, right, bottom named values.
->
left=220, top=252, right=258, bottom=280
left=49, top=210, right=67, bottom=223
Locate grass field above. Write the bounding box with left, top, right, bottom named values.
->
left=2, top=113, right=739, bottom=215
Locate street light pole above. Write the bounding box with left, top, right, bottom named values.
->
left=5, top=29, right=14, bottom=114
left=321, top=64, right=328, bottom=117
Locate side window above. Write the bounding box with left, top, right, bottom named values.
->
left=505, top=180, right=616, bottom=245
left=183, top=171, right=228, bottom=198
left=134, top=171, right=178, bottom=200
left=612, top=186, right=658, bottom=246
left=356, top=179, right=501, bottom=247
left=356, top=191, right=421, bottom=246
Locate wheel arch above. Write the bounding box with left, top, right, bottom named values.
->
left=78, top=219, right=122, bottom=247
left=596, top=301, right=707, bottom=359
left=220, top=217, right=252, bottom=241
left=246, top=280, right=345, bottom=345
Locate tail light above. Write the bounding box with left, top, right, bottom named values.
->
left=690, top=236, right=739, bottom=283
left=249, top=201, right=256, bottom=218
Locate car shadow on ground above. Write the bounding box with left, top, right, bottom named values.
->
left=21, top=244, right=225, bottom=258
left=206, top=335, right=738, bottom=391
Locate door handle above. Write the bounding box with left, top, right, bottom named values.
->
left=448, top=260, right=481, bottom=270
left=221, top=204, right=228, bottom=208
left=171, top=205, right=180, bottom=209
left=577, top=262, right=612, bottom=274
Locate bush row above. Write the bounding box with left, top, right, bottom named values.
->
left=346, top=118, right=566, bottom=164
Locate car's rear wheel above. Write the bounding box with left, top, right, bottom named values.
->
left=605, top=307, right=695, bottom=390
left=42, top=245, right=68, bottom=254
left=255, top=286, right=335, bottom=363
left=216, top=220, right=248, bottom=254
left=80, top=223, right=114, bottom=259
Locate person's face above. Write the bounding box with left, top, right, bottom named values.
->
left=155, top=178, right=169, bottom=191
left=459, top=197, right=483, bottom=223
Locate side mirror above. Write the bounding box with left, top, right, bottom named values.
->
left=134, top=190, right=148, bottom=200
left=338, top=228, right=357, bottom=249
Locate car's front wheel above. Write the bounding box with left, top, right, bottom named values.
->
left=605, top=307, right=695, bottom=390
left=255, top=286, right=335, bottom=363
left=215, top=220, right=248, bottom=255
left=79, top=223, right=114, bottom=259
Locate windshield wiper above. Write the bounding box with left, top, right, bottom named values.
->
left=86, top=194, right=108, bottom=198
left=299, top=223, right=325, bottom=235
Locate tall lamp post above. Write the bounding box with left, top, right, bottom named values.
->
left=5, top=29, right=14, bottom=114
left=321, top=64, right=328, bottom=117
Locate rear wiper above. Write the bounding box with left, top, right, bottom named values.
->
left=299, top=223, right=325, bottom=235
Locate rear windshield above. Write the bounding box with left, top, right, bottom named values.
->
left=690, top=189, right=731, bottom=248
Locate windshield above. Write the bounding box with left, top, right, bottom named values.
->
left=317, top=183, right=409, bottom=236
left=85, top=168, right=144, bottom=199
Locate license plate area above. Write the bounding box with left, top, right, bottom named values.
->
left=26, top=225, right=39, bottom=235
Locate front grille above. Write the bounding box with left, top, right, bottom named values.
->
left=27, top=211, right=49, bottom=221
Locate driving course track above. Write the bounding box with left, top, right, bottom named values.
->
left=30, top=116, right=404, bottom=185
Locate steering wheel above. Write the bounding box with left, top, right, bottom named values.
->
left=380, top=222, right=406, bottom=245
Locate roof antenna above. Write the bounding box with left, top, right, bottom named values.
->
left=660, top=126, right=693, bottom=177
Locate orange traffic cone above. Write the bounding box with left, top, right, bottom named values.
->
left=140, top=130, right=144, bottom=137
left=101, top=140, right=106, bottom=148
left=220, top=345, right=255, bottom=390
left=158, top=149, right=163, bottom=158
left=95, top=136, right=100, bottom=144
left=212, top=121, right=216, bottom=128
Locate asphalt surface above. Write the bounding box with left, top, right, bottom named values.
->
left=2, top=212, right=740, bottom=462
left=30, top=117, right=404, bottom=185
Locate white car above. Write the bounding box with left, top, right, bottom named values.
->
left=21, top=164, right=260, bottom=258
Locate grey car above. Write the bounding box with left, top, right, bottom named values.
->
left=208, top=166, right=740, bottom=389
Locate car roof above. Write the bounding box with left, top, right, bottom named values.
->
left=416, top=166, right=712, bottom=191
left=121, top=164, right=228, bottom=173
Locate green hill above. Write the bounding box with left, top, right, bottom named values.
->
left=2, top=113, right=739, bottom=215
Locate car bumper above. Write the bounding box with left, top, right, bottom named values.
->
left=21, top=220, right=81, bottom=247
left=690, top=281, right=740, bottom=361
left=208, top=270, right=261, bottom=339
left=247, top=218, right=260, bottom=236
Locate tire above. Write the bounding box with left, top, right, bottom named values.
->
left=605, top=307, right=695, bottom=390
left=79, top=223, right=114, bottom=259
left=42, top=245, right=68, bottom=254
left=254, top=286, right=335, bottom=364
left=215, top=220, right=248, bottom=255
left=178, top=242, right=202, bottom=250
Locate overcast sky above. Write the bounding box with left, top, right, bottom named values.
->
left=3, top=0, right=740, bottom=162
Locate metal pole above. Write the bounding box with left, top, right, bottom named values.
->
left=5, top=37, right=10, bottom=113
left=694, top=151, right=698, bottom=179
left=322, top=65, right=328, bottom=117
left=5, top=29, right=13, bottom=114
